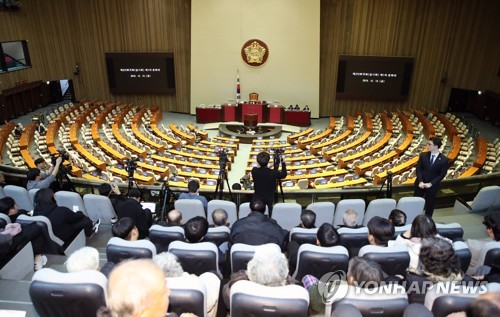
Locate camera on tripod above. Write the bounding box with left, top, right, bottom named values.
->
left=217, top=149, right=229, bottom=170
left=51, top=150, right=72, bottom=175
left=125, top=157, right=139, bottom=175
left=271, top=148, right=283, bottom=165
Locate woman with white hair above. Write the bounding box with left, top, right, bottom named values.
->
left=153, top=252, right=220, bottom=317
left=222, top=244, right=297, bottom=310
left=65, top=246, right=100, bottom=273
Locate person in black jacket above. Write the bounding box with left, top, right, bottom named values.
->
left=230, top=198, right=288, bottom=251
left=113, top=189, right=153, bottom=239
left=414, top=137, right=449, bottom=217
left=33, top=188, right=98, bottom=246
left=251, top=151, right=287, bottom=215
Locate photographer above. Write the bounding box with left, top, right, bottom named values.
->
left=251, top=151, right=287, bottom=215
left=26, top=156, right=62, bottom=191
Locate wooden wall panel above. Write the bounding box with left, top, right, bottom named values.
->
left=1, top=0, right=498, bottom=117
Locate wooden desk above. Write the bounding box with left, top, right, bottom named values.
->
left=323, top=131, right=372, bottom=160
left=287, top=127, right=313, bottom=144
left=282, top=169, right=348, bottom=181
left=398, top=112, right=414, bottom=134
left=187, top=124, right=209, bottom=140
left=284, top=110, right=311, bottom=127
left=132, top=123, right=165, bottom=151
left=149, top=111, right=182, bottom=147
left=241, top=103, right=267, bottom=123
left=472, top=137, right=488, bottom=168
left=355, top=151, right=399, bottom=176
left=448, top=135, right=461, bottom=163
left=245, top=161, right=332, bottom=173
left=74, top=144, right=106, bottom=170
left=20, top=149, right=35, bottom=168
left=196, top=106, right=222, bottom=123
left=97, top=141, right=127, bottom=162
left=19, top=122, right=36, bottom=150
left=0, top=122, right=15, bottom=162
left=396, top=134, right=414, bottom=155
left=314, top=177, right=368, bottom=189
left=415, top=113, right=435, bottom=138
left=112, top=124, right=147, bottom=158
left=338, top=132, right=392, bottom=168
left=151, top=155, right=221, bottom=170
left=374, top=155, right=420, bottom=185
left=108, top=167, right=154, bottom=185
left=169, top=124, right=195, bottom=144
left=298, top=127, right=334, bottom=150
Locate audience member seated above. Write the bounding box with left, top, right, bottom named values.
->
left=0, top=196, right=51, bottom=270
left=112, top=189, right=153, bottom=239
left=298, top=209, right=316, bottom=229
left=154, top=252, right=220, bottom=317
left=339, top=209, right=361, bottom=228
left=287, top=223, right=340, bottom=273
left=389, top=209, right=407, bottom=227
left=166, top=209, right=183, bottom=227
left=465, top=291, right=500, bottom=317
left=211, top=208, right=229, bottom=227
left=97, top=259, right=170, bottom=317
left=112, top=217, right=139, bottom=241
left=230, top=198, right=288, bottom=251
left=392, top=214, right=451, bottom=270
left=303, top=256, right=396, bottom=315
left=367, top=216, right=395, bottom=246
left=222, top=244, right=297, bottom=311
left=26, top=156, right=63, bottom=191
left=33, top=188, right=99, bottom=247
left=184, top=216, right=209, bottom=243
left=466, top=214, right=500, bottom=275
left=98, top=183, right=126, bottom=212
left=65, top=246, right=100, bottom=273
left=178, top=180, right=208, bottom=211
left=405, top=237, right=478, bottom=304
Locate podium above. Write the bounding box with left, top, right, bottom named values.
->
left=222, top=103, right=241, bottom=122
left=241, top=102, right=267, bottom=123
left=196, top=106, right=222, bottom=123
left=284, top=110, right=311, bottom=127
left=267, top=105, right=284, bottom=124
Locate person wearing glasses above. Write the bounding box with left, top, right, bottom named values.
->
left=414, top=137, right=449, bottom=217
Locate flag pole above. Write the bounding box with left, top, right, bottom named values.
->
left=236, top=69, right=241, bottom=104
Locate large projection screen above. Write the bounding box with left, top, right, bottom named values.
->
left=105, top=52, right=176, bottom=95
left=336, top=55, right=414, bottom=101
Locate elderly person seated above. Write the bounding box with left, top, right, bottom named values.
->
left=65, top=246, right=100, bottom=273
left=222, top=244, right=297, bottom=311
left=339, top=209, right=361, bottom=228
left=211, top=208, right=229, bottom=227
left=405, top=237, right=478, bottom=304
left=154, top=252, right=220, bottom=317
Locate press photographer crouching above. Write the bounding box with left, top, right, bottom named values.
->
left=251, top=150, right=287, bottom=216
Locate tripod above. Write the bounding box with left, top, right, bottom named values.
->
left=214, top=162, right=233, bottom=201
left=157, top=178, right=177, bottom=225
left=377, top=171, right=393, bottom=198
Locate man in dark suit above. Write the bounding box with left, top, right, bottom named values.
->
left=251, top=151, right=287, bottom=216
left=414, top=137, right=449, bottom=217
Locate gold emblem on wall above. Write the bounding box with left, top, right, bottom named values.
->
left=241, top=39, right=269, bottom=67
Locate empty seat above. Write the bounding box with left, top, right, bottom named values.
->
left=338, top=227, right=370, bottom=258
left=289, top=227, right=318, bottom=246
left=435, top=223, right=464, bottom=241
left=167, top=275, right=209, bottom=317
left=55, top=190, right=87, bottom=215
left=452, top=185, right=500, bottom=214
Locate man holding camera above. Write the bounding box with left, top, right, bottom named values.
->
left=251, top=151, right=287, bottom=216
left=26, top=156, right=63, bottom=191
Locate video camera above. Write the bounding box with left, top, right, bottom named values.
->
left=125, top=157, right=139, bottom=175
left=217, top=149, right=229, bottom=170
left=271, top=148, right=284, bottom=166
left=51, top=150, right=72, bottom=174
